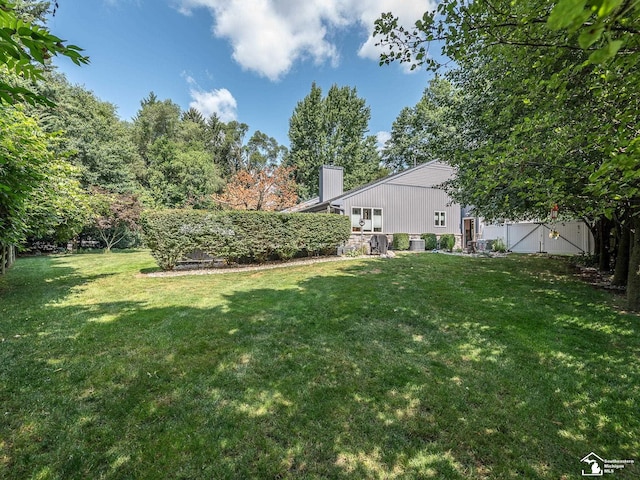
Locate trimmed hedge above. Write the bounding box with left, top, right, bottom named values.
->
left=392, top=233, right=410, bottom=251
left=420, top=233, right=438, bottom=250
left=439, top=233, right=456, bottom=252
left=141, top=210, right=351, bottom=270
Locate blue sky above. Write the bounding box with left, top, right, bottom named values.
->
left=49, top=0, right=437, bottom=148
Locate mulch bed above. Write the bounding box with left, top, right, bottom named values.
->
left=572, top=265, right=626, bottom=292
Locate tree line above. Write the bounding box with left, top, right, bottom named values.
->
left=1, top=1, right=385, bottom=255
left=6, top=0, right=638, bottom=310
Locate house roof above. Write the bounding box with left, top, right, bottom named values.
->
left=295, top=160, right=452, bottom=213
left=281, top=196, right=321, bottom=212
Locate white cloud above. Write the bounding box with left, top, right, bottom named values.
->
left=376, top=130, right=391, bottom=151
left=189, top=88, right=238, bottom=122
left=181, top=71, right=197, bottom=85
left=355, top=0, right=435, bottom=63
left=177, top=0, right=435, bottom=80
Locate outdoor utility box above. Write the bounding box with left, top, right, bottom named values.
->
left=409, top=239, right=425, bottom=251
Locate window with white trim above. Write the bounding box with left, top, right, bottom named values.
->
left=434, top=211, right=446, bottom=227
left=351, top=207, right=383, bottom=232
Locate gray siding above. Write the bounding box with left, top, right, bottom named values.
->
left=386, top=161, right=453, bottom=188
left=300, top=160, right=463, bottom=235
left=343, top=184, right=461, bottom=235
left=341, top=161, right=460, bottom=235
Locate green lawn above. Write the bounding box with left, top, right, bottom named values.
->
left=0, top=250, right=638, bottom=479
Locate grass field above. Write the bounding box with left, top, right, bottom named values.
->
left=0, top=250, right=638, bottom=479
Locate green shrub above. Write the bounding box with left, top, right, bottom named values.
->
left=439, top=234, right=456, bottom=252
left=492, top=237, right=507, bottom=253
left=421, top=233, right=438, bottom=250
left=392, top=233, right=410, bottom=251
left=141, top=209, right=351, bottom=270
left=345, top=245, right=368, bottom=257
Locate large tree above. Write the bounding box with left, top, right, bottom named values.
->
left=244, top=130, right=287, bottom=170
left=24, top=156, right=90, bottom=243
left=33, top=74, right=142, bottom=193
left=89, top=188, right=142, bottom=253
left=132, top=92, right=182, bottom=164
left=286, top=83, right=384, bottom=198
left=0, top=104, right=81, bottom=246
left=213, top=119, right=249, bottom=177
left=374, top=0, right=640, bottom=309
left=132, top=93, right=225, bottom=208
left=382, top=76, right=461, bottom=172
left=0, top=104, right=48, bottom=245
left=214, top=165, right=298, bottom=211
left=0, top=1, right=90, bottom=261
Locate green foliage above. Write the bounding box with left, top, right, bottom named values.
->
left=24, top=156, right=91, bottom=243
left=286, top=82, right=384, bottom=198
left=0, top=104, right=53, bottom=245
left=439, top=234, right=455, bottom=252
left=375, top=0, right=640, bottom=308
left=145, top=137, right=223, bottom=208
left=141, top=210, right=351, bottom=270
left=392, top=233, right=410, bottom=251
left=491, top=238, right=507, bottom=253
left=345, top=245, right=368, bottom=257
left=33, top=74, right=142, bottom=193
left=132, top=92, right=182, bottom=158
left=0, top=1, right=88, bottom=106
left=420, top=233, right=438, bottom=250
left=382, top=77, right=460, bottom=172
left=546, top=0, right=632, bottom=63
left=244, top=130, right=287, bottom=170
left=131, top=94, right=288, bottom=209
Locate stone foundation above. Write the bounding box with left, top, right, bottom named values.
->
left=343, top=233, right=463, bottom=252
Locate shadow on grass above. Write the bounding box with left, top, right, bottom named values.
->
left=0, top=254, right=638, bottom=479
left=0, top=255, right=115, bottom=309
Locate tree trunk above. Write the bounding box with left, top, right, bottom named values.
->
left=593, top=219, right=602, bottom=268
left=612, top=219, right=630, bottom=286
left=627, top=214, right=640, bottom=311
left=597, top=216, right=612, bottom=272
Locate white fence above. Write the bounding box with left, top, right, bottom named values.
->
left=482, top=221, right=593, bottom=254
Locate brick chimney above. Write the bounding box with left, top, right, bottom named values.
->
left=319, top=165, right=343, bottom=203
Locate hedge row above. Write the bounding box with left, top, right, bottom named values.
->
left=141, top=209, right=351, bottom=270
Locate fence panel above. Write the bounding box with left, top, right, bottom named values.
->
left=482, top=221, right=593, bottom=254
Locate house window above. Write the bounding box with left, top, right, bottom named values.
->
left=352, top=207, right=383, bottom=232
left=434, top=211, right=446, bottom=227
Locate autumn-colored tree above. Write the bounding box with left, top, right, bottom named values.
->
left=90, top=188, right=142, bottom=252
left=214, top=165, right=298, bottom=211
